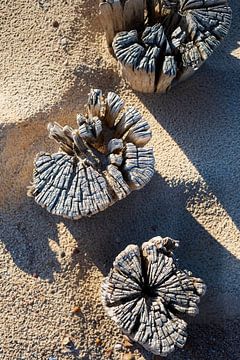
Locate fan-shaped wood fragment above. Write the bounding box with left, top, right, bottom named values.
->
left=99, top=0, right=232, bottom=93
left=87, top=88, right=104, bottom=118
left=101, top=236, right=206, bottom=356
left=123, top=143, right=155, bottom=189
left=77, top=114, right=103, bottom=143
left=28, top=89, right=155, bottom=219
left=105, top=92, right=125, bottom=128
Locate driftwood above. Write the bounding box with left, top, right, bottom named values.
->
left=101, top=236, right=206, bottom=356
left=28, top=89, right=155, bottom=219
left=99, top=0, right=232, bottom=93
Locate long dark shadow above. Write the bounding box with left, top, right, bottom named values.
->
left=136, top=0, right=240, bottom=229
left=63, top=172, right=240, bottom=319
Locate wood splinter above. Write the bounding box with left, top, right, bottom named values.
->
left=28, top=89, right=155, bottom=220
left=101, top=236, right=206, bottom=356
left=99, top=0, right=232, bottom=93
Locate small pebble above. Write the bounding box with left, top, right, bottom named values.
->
left=114, top=343, right=122, bottom=351
left=52, top=20, right=59, bottom=28
left=73, top=247, right=80, bottom=255
left=71, top=306, right=81, bottom=314
left=60, top=37, right=68, bottom=50
left=95, top=338, right=102, bottom=346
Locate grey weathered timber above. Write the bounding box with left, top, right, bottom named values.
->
left=99, top=0, right=232, bottom=93
left=101, top=236, right=206, bottom=356
left=28, top=89, right=155, bottom=219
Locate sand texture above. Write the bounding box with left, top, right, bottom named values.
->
left=0, top=0, right=240, bottom=359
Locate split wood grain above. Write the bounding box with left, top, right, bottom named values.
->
left=101, top=236, right=206, bottom=356
left=99, top=0, right=232, bottom=93
left=28, top=89, right=155, bottom=219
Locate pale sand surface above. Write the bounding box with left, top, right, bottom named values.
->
left=0, top=0, right=240, bottom=359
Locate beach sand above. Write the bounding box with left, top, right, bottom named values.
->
left=0, top=0, right=239, bottom=358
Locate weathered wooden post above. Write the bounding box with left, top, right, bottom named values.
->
left=102, top=236, right=206, bottom=356
left=99, top=0, right=232, bottom=93
left=28, top=89, right=155, bottom=219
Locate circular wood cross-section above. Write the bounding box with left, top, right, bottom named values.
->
left=99, top=0, right=232, bottom=93
left=28, top=89, right=155, bottom=219
left=102, top=236, right=206, bottom=356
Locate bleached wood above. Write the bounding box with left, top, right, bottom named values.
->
left=99, top=0, right=232, bottom=93
left=28, top=89, right=155, bottom=219
left=125, top=120, right=152, bottom=146
left=77, top=115, right=103, bottom=142
left=99, top=1, right=116, bottom=47
left=48, top=122, right=75, bottom=155
left=101, top=236, right=206, bottom=356
left=99, top=0, right=145, bottom=47
left=105, top=164, right=131, bottom=200
left=105, top=92, right=125, bottom=128
left=87, top=88, right=104, bottom=118
left=99, top=0, right=125, bottom=48
left=107, top=138, right=124, bottom=153
left=115, top=107, right=142, bottom=137
left=123, top=143, right=155, bottom=189
left=123, top=0, right=145, bottom=30
left=156, top=55, right=177, bottom=93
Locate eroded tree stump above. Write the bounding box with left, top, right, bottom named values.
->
left=28, top=89, right=155, bottom=219
left=101, top=236, right=206, bottom=356
left=99, top=0, right=232, bottom=93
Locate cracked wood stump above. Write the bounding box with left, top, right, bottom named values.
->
left=99, top=0, right=232, bottom=93
left=101, top=236, right=206, bottom=356
left=28, top=89, right=155, bottom=219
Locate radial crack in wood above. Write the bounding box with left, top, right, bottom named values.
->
left=99, top=0, right=232, bottom=93
left=99, top=0, right=145, bottom=47
left=101, top=236, right=206, bottom=356
left=28, top=89, right=155, bottom=219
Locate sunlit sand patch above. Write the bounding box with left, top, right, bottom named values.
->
left=141, top=103, right=240, bottom=259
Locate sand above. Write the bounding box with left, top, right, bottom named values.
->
left=0, top=0, right=239, bottom=359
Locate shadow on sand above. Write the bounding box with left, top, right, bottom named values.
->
left=136, top=0, right=240, bottom=229
left=0, top=1, right=239, bottom=357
